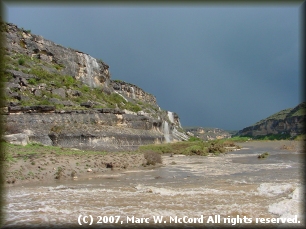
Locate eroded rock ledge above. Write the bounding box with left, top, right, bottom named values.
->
left=236, top=102, right=306, bottom=138
left=2, top=22, right=190, bottom=150
left=111, top=80, right=157, bottom=106
left=4, top=106, right=164, bottom=151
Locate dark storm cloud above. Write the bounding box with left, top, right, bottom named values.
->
left=3, top=3, right=301, bottom=130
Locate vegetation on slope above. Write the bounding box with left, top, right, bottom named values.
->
left=3, top=52, right=161, bottom=113
left=253, top=102, right=306, bottom=126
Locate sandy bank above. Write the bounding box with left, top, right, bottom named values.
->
left=3, top=140, right=303, bottom=186
left=3, top=144, right=154, bottom=186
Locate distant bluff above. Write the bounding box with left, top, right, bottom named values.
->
left=236, top=102, right=306, bottom=139
left=184, top=127, right=231, bottom=141
left=2, top=22, right=189, bottom=150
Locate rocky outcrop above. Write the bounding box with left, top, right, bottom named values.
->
left=3, top=106, right=189, bottom=149
left=2, top=22, right=189, bottom=150
left=4, top=108, right=164, bottom=151
left=111, top=80, right=157, bottom=106
left=184, top=127, right=231, bottom=140
left=4, top=23, right=111, bottom=90
left=3, top=133, right=29, bottom=146
left=236, top=102, right=306, bottom=138
left=8, top=105, right=55, bottom=113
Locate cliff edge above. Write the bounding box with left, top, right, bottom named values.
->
left=236, top=102, right=306, bottom=139
left=2, top=22, right=189, bottom=150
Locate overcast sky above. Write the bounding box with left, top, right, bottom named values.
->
left=2, top=2, right=302, bottom=130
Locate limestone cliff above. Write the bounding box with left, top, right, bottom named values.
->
left=236, top=102, right=306, bottom=138
left=111, top=80, right=157, bottom=106
left=4, top=23, right=111, bottom=90
left=2, top=22, right=189, bottom=150
left=184, top=127, right=231, bottom=141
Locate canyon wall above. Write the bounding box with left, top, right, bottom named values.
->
left=4, top=106, right=164, bottom=151
left=111, top=80, right=157, bottom=106
left=5, top=23, right=111, bottom=91
left=2, top=22, right=189, bottom=150
left=236, top=102, right=305, bottom=138
left=184, top=127, right=231, bottom=141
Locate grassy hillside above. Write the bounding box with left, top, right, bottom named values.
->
left=253, top=102, right=306, bottom=126
left=236, top=102, right=306, bottom=140
left=4, top=53, right=159, bottom=114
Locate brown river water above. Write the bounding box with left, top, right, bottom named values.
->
left=2, top=141, right=305, bottom=228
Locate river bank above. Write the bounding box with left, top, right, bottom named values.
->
left=3, top=139, right=304, bottom=228
left=3, top=143, right=152, bottom=186
left=3, top=140, right=303, bottom=187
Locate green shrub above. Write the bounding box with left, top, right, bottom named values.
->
left=144, top=151, right=162, bottom=165
left=55, top=104, right=65, bottom=110
left=71, top=170, right=77, bottom=178
left=28, top=78, right=38, bottom=85
left=18, top=58, right=25, bottom=65
left=81, top=85, right=90, bottom=93
left=113, top=79, right=125, bottom=83
left=55, top=167, right=64, bottom=179
left=294, top=134, right=306, bottom=141
left=252, top=133, right=291, bottom=140
left=28, top=142, right=44, bottom=147
left=138, top=144, right=172, bottom=154
left=19, top=40, right=26, bottom=48
left=37, top=99, right=51, bottom=105
left=0, top=23, right=8, bottom=32
left=63, top=75, right=76, bottom=87
left=229, top=136, right=250, bottom=142
left=28, top=67, right=52, bottom=79
left=109, top=93, right=125, bottom=104
left=188, top=136, right=202, bottom=142
left=184, top=145, right=206, bottom=155
left=123, top=102, right=142, bottom=112
left=54, top=64, right=64, bottom=70
left=208, top=142, right=225, bottom=154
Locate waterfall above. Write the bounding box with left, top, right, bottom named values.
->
left=172, top=127, right=189, bottom=141
left=130, top=87, right=136, bottom=99
left=84, top=54, right=100, bottom=88
left=163, top=121, right=171, bottom=143
left=114, top=91, right=128, bottom=102
left=76, top=52, right=100, bottom=88
left=168, top=111, right=174, bottom=123
left=178, top=119, right=182, bottom=128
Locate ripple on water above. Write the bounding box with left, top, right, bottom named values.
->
left=3, top=145, right=304, bottom=228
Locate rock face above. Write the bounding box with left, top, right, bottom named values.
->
left=111, top=80, right=157, bottom=106
left=2, top=22, right=189, bottom=150
left=5, top=23, right=111, bottom=90
left=236, top=102, right=306, bottom=138
left=184, top=127, right=231, bottom=141
left=3, top=133, right=29, bottom=146
left=4, top=108, right=164, bottom=151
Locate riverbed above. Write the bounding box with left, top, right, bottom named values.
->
left=2, top=141, right=305, bottom=228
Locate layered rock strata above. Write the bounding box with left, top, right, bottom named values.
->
left=4, top=107, right=164, bottom=151
left=2, top=22, right=189, bottom=149
left=184, top=127, right=231, bottom=140
left=111, top=80, right=157, bottom=106
left=5, top=23, right=111, bottom=90
left=236, top=102, right=306, bottom=137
